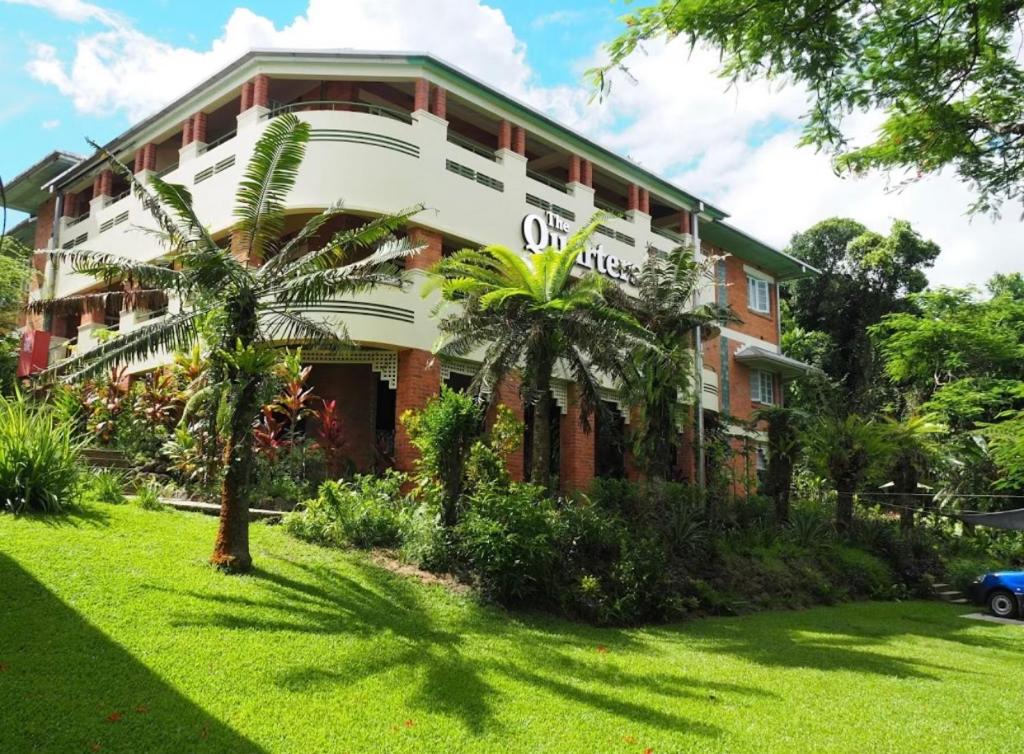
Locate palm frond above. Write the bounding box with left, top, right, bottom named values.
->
left=233, top=113, right=310, bottom=261
left=41, top=249, right=183, bottom=292
left=260, top=308, right=344, bottom=345
left=146, top=175, right=219, bottom=250
left=27, top=287, right=168, bottom=316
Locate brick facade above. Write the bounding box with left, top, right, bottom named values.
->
left=308, top=364, right=379, bottom=473
left=560, top=385, right=595, bottom=494
left=407, top=227, right=443, bottom=271
left=512, top=125, right=526, bottom=156
left=192, top=111, right=208, bottom=144
left=429, top=85, right=446, bottom=119
left=394, top=349, right=441, bottom=473
left=35, top=196, right=55, bottom=250
left=252, top=74, right=270, bottom=108
left=498, top=120, right=512, bottom=151
left=413, top=78, right=429, bottom=112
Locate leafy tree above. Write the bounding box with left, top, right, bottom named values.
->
left=785, top=217, right=939, bottom=412
left=871, top=278, right=1024, bottom=426
left=804, top=413, right=888, bottom=531
left=751, top=405, right=806, bottom=523
left=0, top=237, right=32, bottom=394
left=31, top=113, right=420, bottom=572
left=427, top=220, right=651, bottom=489
left=592, top=1, right=1024, bottom=214
left=609, top=244, right=731, bottom=480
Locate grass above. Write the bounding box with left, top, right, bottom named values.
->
left=1, top=504, right=1022, bottom=754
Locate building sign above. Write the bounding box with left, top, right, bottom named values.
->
left=521, top=212, right=639, bottom=286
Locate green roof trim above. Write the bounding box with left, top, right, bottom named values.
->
left=701, top=219, right=817, bottom=281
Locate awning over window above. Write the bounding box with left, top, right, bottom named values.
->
left=734, top=344, right=816, bottom=381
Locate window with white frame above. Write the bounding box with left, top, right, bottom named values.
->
left=747, top=275, right=772, bottom=314
left=751, top=369, right=775, bottom=404
left=755, top=445, right=768, bottom=473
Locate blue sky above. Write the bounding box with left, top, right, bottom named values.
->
left=1, top=0, right=1018, bottom=286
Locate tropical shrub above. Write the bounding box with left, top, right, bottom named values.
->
left=284, top=471, right=409, bottom=549
left=80, top=469, right=128, bottom=506
left=133, top=482, right=165, bottom=511
left=402, top=386, right=485, bottom=526
left=456, top=482, right=559, bottom=603
left=0, top=394, right=82, bottom=514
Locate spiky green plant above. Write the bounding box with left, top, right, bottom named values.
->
left=0, top=393, right=82, bottom=514
left=30, top=113, right=422, bottom=571
left=608, top=243, right=732, bottom=481
left=426, top=218, right=652, bottom=489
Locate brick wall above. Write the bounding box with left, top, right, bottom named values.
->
left=407, top=227, right=443, bottom=271
left=560, top=385, right=595, bottom=494
left=34, top=196, right=55, bottom=250
left=717, top=249, right=778, bottom=345
left=307, top=364, right=378, bottom=473
left=490, top=373, right=525, bottom=482
left=394, top=349, right=441, bottom=473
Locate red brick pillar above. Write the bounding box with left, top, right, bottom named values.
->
left=491, top=374, right=525, bottom=482
left=133, top=149, right=144, bottom=174
left=143, top=142, right=157, bottom=172
left=94, top=169, right=113, bottom=198
left=394, top=349, right=442, bottom=473
left=560, top=385, right=595, bottom=494
left=627, top=184, right=640, bottom=212
left=429, top=85, right=446, bottom=119
left=80, top=303, right=106, bottom=326
left=581, top=159, right=593, bottom=187
left=413, top=78, right=429, bottom=111
left=181, top=117, right=194, bottom=147
left=61, top=192, right=78, bottom=218
left=498, top=120, right=512, bottom=150
left=240, top=80, right=254, bottom=111
left=512, top=126, right=526, bottom=156
left=192, top=111, right=208, bottom=144
left=639, top=188, right=650, bottom=214
left=679, top=211, right=692, bottom=235
left=407, top=227, right=443, bottom=271
left=253, top=74, right=270, bottom=108
left=568, top=154, right=581, bottom=184
left=35, top=196, right=56, bottom=250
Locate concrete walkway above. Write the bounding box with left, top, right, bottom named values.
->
left=959, top=612, right=1024, bottom=627
left=157, top=497, right=283, bottom=521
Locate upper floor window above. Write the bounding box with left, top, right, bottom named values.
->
left=747, top=275, right=771, bottom=314
left=751, top=369, right=775, bottom=405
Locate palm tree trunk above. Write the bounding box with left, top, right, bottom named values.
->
left=836, top=489, right=854, bottom=533
left=210, top=377, right=260, bottom=573
left=530, top=369, right=553, bottom=490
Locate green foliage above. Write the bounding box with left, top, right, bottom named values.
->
left=402, top=386, right=485, bottom=526
left=80, top=470, right=128, bottom=506
left=428, top=216, right=652, bottom=488
left=784, top=218, right=939, bottom=412
left=465, top=403, right=523, bottom=490
left=283, top=471, right=409, bottom=549
left=0, top=394, right=82, bottom=514
left=592, top=1, right=1024, bottom=214
left=133, top=483, right=165, bottom=511
left=456, top=482, right=559, bottom=603
left=611, top=244, right=732, bottom=479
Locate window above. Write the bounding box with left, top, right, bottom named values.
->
left=755, top=445, right=768, bottom=472
left=747, top=275, right=772, bottom=314
left=751, top=369, right=775, bottom=405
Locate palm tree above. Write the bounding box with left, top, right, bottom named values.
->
left=608, top=244, right=732, bottom=481
left=427, top=218, right=651, bottom=489
left=31, top=113, right=422, bottom=572
left=804, top=413, right=888, bottom=532
left=880, top=415, right=944, bottom=530
left=751, top=405, right=807, bottom=523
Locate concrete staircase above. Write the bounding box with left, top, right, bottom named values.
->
left=82, top=447, right=133, bottom=470
left=933, top=581, right=969, bottom=606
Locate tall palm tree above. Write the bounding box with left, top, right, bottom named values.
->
left=427, top=218, right=651, bottom=489
left=608, top=244, right=732, bottom=481
left=31, top=113, right=422, bottom=572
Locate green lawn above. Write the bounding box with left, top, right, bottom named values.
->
left=1, top=504, right=1021, bottom=754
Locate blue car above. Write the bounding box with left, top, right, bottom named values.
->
left=969, top=572, right=1024, bottom=618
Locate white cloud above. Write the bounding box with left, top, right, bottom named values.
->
left=41, top=118, right=59, bottom=129
left=11, top=0, right=1021, bottom=286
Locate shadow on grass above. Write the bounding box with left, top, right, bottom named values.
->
left=160, top=555, right=734, bottom=740
left=0, top=553, right=264, bottom=754
left=647, top=601, right=1007, bottom=681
